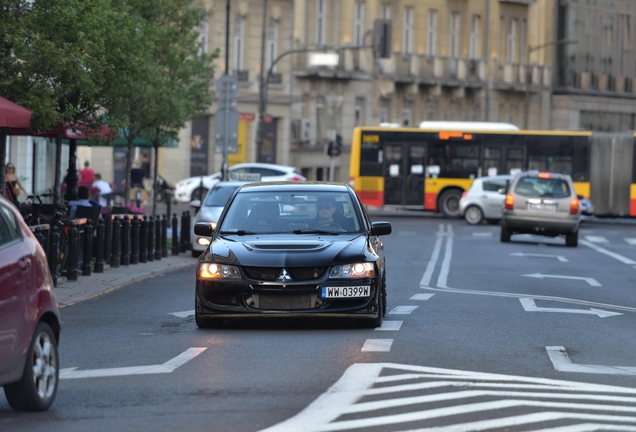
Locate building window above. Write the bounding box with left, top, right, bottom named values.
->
left=508, top=106, right=516, bottom=125
left=469, top=15, right=480, bottom=59
left=449, top=13, right=461, bottom=59
left=316, top=0, right=326, bottom=45
left=427, top=10, right=438, bottom=56
left=316, top=97, right=324, bottom=139
left=520, top=19, right=526, bottom=63
left=380, top=98, right=390, bottom=123
left=402, top=101, right=412, bottom=126
left=381, top=4, right=391, bottom=20
left=267, top=21, right=278, bottom=72
left=427, top=101, right=437, bottom=120
left=506, top=18, right=517, bottom=63
left=450, top=102, right=458, bottom=121
left=198, top=18, right=209, bottom=55
left=355, top=98, right=365, bottom=127
left=233, top=16, right=244, bottom=71
left=471, top=103, right=480, bottom=121
left=403, top=7, right=414, bottom=54
left=354, top=2, right=365, bottom=47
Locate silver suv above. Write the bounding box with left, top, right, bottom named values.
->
left=500, top=171, right=581, bottom=247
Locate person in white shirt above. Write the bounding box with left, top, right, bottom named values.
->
left=92, top=173, right=113, bottom=207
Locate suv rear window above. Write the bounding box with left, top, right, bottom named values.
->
left=514, top=177, right=571, bottom=198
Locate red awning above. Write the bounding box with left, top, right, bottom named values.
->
left=0, top=96, right=32, bottom=129
left=9, top=121, right=113, bottom=140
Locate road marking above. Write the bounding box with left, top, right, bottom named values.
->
left=547, top=346, right=636, bottom=375
left=169, top=310, right=195, bottom=318
left=581, top=240, right=636, bottom=265
left=259, top=363, right=636, bottom=432
left=472, top=232, right=492, bottom=237
left=585, top=235, right=609, bottom=243
left=410, top=293, right=435, bottom=301
left=388, top=305, right=418, bottom=315
left=362, top=339, right=393, bottom=352
left=510, top=252, right=569, bottom=262
left=419, top=224, right=446, bottom=287
left=522, top=273, right=601, bottom=287
left=437, top=225, right=454, bottom=289
left=519, top=298, right=622, bottom=318
left=626, top=238, right=636, bottom=246
left=60, top=348, right=206, bottom=379
left=375, top=321, right=402, bottom=331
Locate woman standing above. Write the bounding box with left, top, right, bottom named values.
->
left=4, top=163, right=28, bottom=207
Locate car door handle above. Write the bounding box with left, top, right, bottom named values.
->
left=19, top=258, right=32, bottom=271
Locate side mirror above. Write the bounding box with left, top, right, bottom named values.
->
left=370, top=221, right=392, bottom=236
left=194, top=222, right=215, bottom=237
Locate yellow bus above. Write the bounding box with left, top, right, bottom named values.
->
left=349, top=122, right=636, bottom=218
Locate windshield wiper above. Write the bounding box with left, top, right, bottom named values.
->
left=292, top=229, right=339, bottom=235
left=219, top=230, right=256, bottom=236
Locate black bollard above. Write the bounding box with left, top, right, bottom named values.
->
left=67, top=222, right=79, bottom=281
left=147, top=216, right=155, bottom=262
left=110, top=216, right=121, bottom=268
left=104, top=216, right=112, bottom=266
left=81, top=218, right=93, bottom=276
left=139, top=216, right=148, bottom=263
left=48, top=225, right=60, bottom=287
left=131, top=216, right=140, bottom=264
left=179, top=211, right=187, bottom=253
left=94, top=218, right=105, bottom=273
left=171, top=213, right=179, bottom=255
left=161, top=215, right=168, bottom=258
left=184, top=211, right=192, bottom=251
left=154, top=214, right=162, bottom=261
left=121, top=216, right=130, bottom=266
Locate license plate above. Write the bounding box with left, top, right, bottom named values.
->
left=321, top=286, right=370, bottom=298
left=528, top=203, right=556, bottom=212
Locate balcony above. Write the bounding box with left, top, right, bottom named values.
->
left=378, top=53, right=487, bottom=87
left=237, top=70, right=249, bottom=82
left=494, top=62, right=551, bottom=90
left=268, top=72, right=283, bottom=85
left=292, top=45, right=372, bottom=80
left=561, top=69, right=636, bottom=95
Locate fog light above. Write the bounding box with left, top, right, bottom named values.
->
left=197, top=238, right=210, bottom=246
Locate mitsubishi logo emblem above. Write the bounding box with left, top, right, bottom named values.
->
left=277, top=269, right=293, bottom=282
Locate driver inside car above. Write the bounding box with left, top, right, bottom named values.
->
left=312, top=197, right=354, bottom=231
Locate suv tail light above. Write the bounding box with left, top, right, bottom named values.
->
left=288, top=176, right=304, bottom=182
left=570, top=197, right=580, bottom=215
left=505, top=193, right=514, bottom=210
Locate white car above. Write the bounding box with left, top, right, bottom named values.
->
left=174, top=163, right=306, bottom=203
left=459, top=174, right=513, bottom=225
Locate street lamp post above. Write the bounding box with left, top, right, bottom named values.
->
left=524, top=39, right=577, bottom=129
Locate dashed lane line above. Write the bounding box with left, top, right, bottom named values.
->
left=361, top=339, right=393, bottom=352
left=375, top=321, right=402, bottom=331
left=388, top=305, right=419, bottom=315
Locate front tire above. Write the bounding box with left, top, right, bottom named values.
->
left=357, top=284, right=385, bottom=329
left=195, top=298, right=224, bottom=329
left=464, top=205, right=484, bottom=225
left=4, top=322, right=59, bottom=411
left=439, top=189, right=463, bottom=218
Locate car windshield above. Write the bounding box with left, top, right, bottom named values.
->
left=514, top=177, right=571, bottom=198
left=204, top=185, right=241, bottom=207
left=218, top=191, right=363, bottom=234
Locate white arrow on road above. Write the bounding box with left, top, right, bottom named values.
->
left=170, top=310, right=195, bottom=318
left=547, top=346, right=636, bottom=375
left=522, top=273, right=601, bottom=287
left=60, top=348, right=206, bottom=379
left=520, top=298, right=622, bottom=318
left=510, top=252, right=569, bottom=262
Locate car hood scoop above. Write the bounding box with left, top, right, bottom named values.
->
left=208, top=235, right=366, bottom=267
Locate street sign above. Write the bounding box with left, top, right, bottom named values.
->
left=214, top=108, right=239, bottom=153
left=262, top=114, right=273, bottom=123
left=216, top=75, right=238, bottom=99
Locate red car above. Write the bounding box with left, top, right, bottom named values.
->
left=0, top=195, right=61, bottom=411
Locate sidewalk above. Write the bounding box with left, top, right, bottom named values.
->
left=55, top=254, right=197, bottom=308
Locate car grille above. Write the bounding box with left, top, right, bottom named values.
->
left=243, top=266, right=327, bottom=281
left=254, top=293, right=315, bottom=310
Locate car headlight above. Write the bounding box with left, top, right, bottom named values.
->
left=199, top=263, right=241, bottom=279
left=329, top=263, right=374, bottom=278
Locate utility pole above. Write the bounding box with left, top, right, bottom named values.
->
left=256, top=0, right=269, bottom=162
left=484, top=0, right=491, bottom=121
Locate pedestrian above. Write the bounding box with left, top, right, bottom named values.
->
left=67, top=186, right=94, bottom=217
left=79, top=161, right=95, bottom=188
left=140, top=154, right=152, bottom=205
left=92, top=173, right=113, bottom=207
left=4, top=162, right=28, bottom=207
left=129, top=161, right=146, bottom=206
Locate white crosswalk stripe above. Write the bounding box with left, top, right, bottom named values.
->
left=625, top=238, right=636, bottom=245
left=260, top=363, right=636, bottom=432
left=585, top=235, right=609, bottom=243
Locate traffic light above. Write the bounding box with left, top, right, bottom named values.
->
left=333, top=134, right=342, bottom=157
left=327, top=141, right=334, bottom=157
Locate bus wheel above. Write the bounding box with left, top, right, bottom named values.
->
left=439, top=189, right=463, bottom=218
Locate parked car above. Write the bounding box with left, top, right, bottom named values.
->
left=174, top=163, right=306, bottom=203
left=500, top=171, right=581, bottom=246
left=190, top=180, right=253, bottom=257
left=193, top=181, right=392, bottom=328
left=0, top=195, right=61, bottom=411
left=459, top=174, right=513, bottom=225
left=579, top=195, right=594, bottom=216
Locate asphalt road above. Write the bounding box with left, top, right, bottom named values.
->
left=3, top=217, right=636, bottom=431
